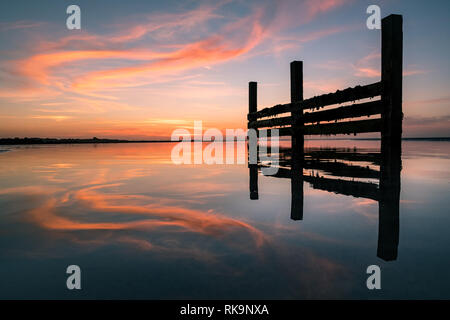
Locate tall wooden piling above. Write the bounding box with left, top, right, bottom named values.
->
left=290, top=61, right=304, bottom=220
left=378, top=14, right=402, bottom=261
left=381, top=14, right=403, bottom=155
left=248, top=82, right=257, bottom=126
left=290, top=61, right=303, bottom=155
left=248, top=81, right=259, bottom=200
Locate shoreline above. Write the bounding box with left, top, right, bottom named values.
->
left=0, top=137, right=449, bottom=146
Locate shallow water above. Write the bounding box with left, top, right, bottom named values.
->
left=0, top=140, right=449, bottom=299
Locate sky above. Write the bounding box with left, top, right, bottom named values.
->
left=0, top=0, right=449, bottom=139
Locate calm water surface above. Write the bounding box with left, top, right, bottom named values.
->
left=0, top=140, right=449, bottom=299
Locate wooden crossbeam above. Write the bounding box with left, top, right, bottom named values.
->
left=248, top=82, right=382, bottom=119
left=248, top=100, right=382, bottom=129
left=303, top=118, right=382, bottom=135
left=259, top=118, right=381, bottom=136
left=303, top=100, right=382, bottom=124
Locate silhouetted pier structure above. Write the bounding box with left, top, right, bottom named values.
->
left=247, top=15, right=402, bottom=261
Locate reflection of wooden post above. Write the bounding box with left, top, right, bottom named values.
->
left=290, top=152, right=303, bottom=220
left=378, top=14, right=402, bottom=261
left=290, top=61, right=304, bottom=220
left=249, top=164, right=259, bottom=200
left=377, top=174, right=400, bottom=261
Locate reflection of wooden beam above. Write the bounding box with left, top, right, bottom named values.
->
left=303, top=175, right=379, bottom=201
left=304, top=160, right=379, bottom=179
left=279, top=149, right=382, bottom=165
left=275, top=159, right=379, bottom=179
left=262, top=166, right=379, bottom=201
left=265, top=166, right=291, bottom=178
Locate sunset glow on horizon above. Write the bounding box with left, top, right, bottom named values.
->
left=1, top=0, right=449, bottom=139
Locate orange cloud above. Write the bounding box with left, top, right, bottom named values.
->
left=5, top=0, right=350, bottom=95
left=18, top=181, right=266, bottom=248
left=30, top=115, right=72, bottom=121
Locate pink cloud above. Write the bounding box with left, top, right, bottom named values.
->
left=353, top=53, right=429, bottom=78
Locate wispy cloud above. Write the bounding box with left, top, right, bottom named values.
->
left=405, top=114, right=450, bottom=126
left=353, top=53, right=429, bottom=78
left=31, top=115, right=72, bottom=121
left=3, top=0, right=351, bottom=96
left=0, top=20, right=45, bottom=31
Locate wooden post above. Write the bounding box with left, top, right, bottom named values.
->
left=381, top=14, right=403, bottom=153
left=248, top=82, right=257, bottom=125
left=290, top=61, right=304, bottom=150
left=290, top=61, right=304, bottom=220
left=248, top=81, right=259, bottom=200
left=378, top=14, right=402, bottom=261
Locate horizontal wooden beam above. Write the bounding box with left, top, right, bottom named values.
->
left=304, top=118, right=382, bottom=135
left=303, top=100, right=382, bottom=124
left=248, top=82, right=382, bottom=119
left=248, top=115, right=292, bottom=129
left=248, top=103, right=291, bottom=120
left=300, top=82, right=382, bottom=111
left=259, top=127, right=292, bottom=137
left=258, top=119, right=382, bottom=136
left=248, top=100, right=382, bottom=129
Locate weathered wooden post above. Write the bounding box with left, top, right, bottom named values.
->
left=248, top=81, right=257, bottom=128
left=378, top=14, right=402, bottom=260
left=248, top=81, right=259, bottom=200
left=290, top=61, right=304, bottom=150
left=290, top=61, right=304, bottom=220
left=381, top=14, right=402, bottom=153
